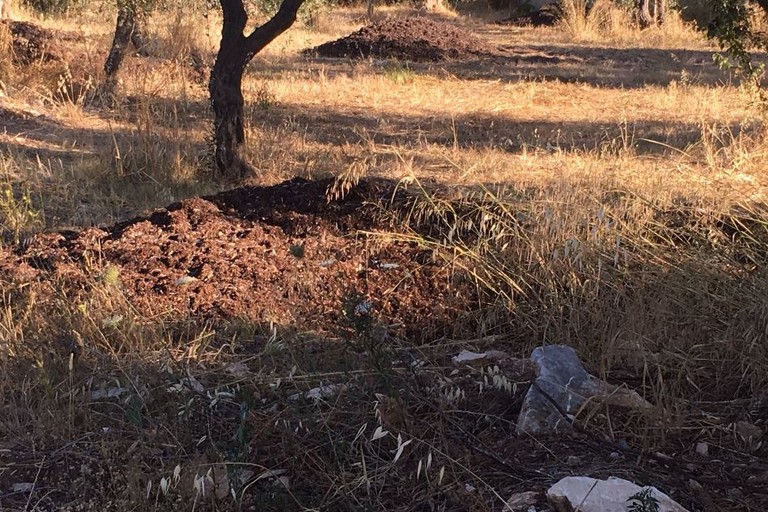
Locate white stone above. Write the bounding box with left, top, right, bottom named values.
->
left=453, top=350, right=486, bottom=363
left=516, top=345, right=652, bottom=435
left=289, top=384, right=345, bottom=402
left=547, top=476, right=690, bottom=512
left=225, top=362, right=250, bottom=377
left=305, top=384, right=343, bottom=400
left=174, top=275, right=198, bottom=286
left=12, top=483, right=34, bottom=493
left=452, top=349, right=508, bottom=365
left=89, top=387, right=127, bottom=400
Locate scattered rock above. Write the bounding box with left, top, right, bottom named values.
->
left=168, top=376, right=204, bottom=394
left=547, top=476, right=690, bottom=512
left=452, top=349, right=508, bottom=365
left=89, top=387, right=127, bottom=400
left=695, top=441, right=709, bottom=457
left=289, top=384, right=346, bottom=402
left=306, top=17, right=498, bottom=62
left=174, top=275, right=198, bottom=286
left=516, top=345, right=653, bottom=435
left=11, top=482, right=35, bottom=493
left=225, top=362, right=251, bottom=377
left=506, top=490, right=542, bottom=510
left=202, top=464, right=257, bottom=500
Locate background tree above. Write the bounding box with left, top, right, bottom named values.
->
left=635, top=0, right=666, bottom=27
left=708, top=0, right=768, bottom=90
left=104, top=0, right=150, bottom=86
left=209, top=0, right=304, bottom=175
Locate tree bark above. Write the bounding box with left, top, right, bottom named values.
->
left=209, top=52, right=249, bottom=175
left=636, top=0, right=666, bottom=28
left=209, top=0, right=304, bottom=176
left=104, top=1, right=148, bottom=80
left=105, top=6, right=133, bottom=77
left=130, top=8, right=150, bottom=56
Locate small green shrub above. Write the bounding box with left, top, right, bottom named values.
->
left=0, top=184, right=44, bottom=244
left=627, top=488, right=661, bottom=512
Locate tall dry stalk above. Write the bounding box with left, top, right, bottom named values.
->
left=0, top=21, right=13, bottom=86
left=558, top=0, right=612, bottom=41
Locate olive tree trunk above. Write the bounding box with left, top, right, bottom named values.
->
left=209, top=0, right=304, bottom=176
left=636, top=0, right=666, bottom=27
left=104, top=0, right=149, bottom=80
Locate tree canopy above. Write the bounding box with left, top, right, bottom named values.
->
left=708, top=0, right=768, bottom=87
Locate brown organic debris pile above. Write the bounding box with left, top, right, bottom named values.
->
left=306, top=17, right=498, bottom=61
left=1, top=20, right=79, bottom=65
left=495, top=4, right=560, bottom=27
left=0, top=178, right=473, bottom=341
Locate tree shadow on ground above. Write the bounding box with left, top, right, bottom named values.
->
left=255, top=100, right=743, bottom=155
left=286, top=40, right=768, bottom=89
left=76, top=94, right=748, bottom=158
left=0, top=104, right=218, bottom=227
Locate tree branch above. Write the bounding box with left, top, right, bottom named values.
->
left=243, top=0, right=305, bottom=58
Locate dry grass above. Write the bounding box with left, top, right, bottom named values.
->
left=557, top=0, right=702, bottom=47
left=1, top=2, right=768, bottom=510
left=0, top=22, right=13, bottom=87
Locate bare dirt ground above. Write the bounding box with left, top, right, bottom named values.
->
left=1, top=6, right=768, bottom=512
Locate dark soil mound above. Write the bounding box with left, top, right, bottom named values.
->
left=0, top=178, right=473, bottom=340
left=306, top=17, right=498, bottom=61
left=1, top=20, right=79, bottom=65
left=496, top=4, right=560, bottom=27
